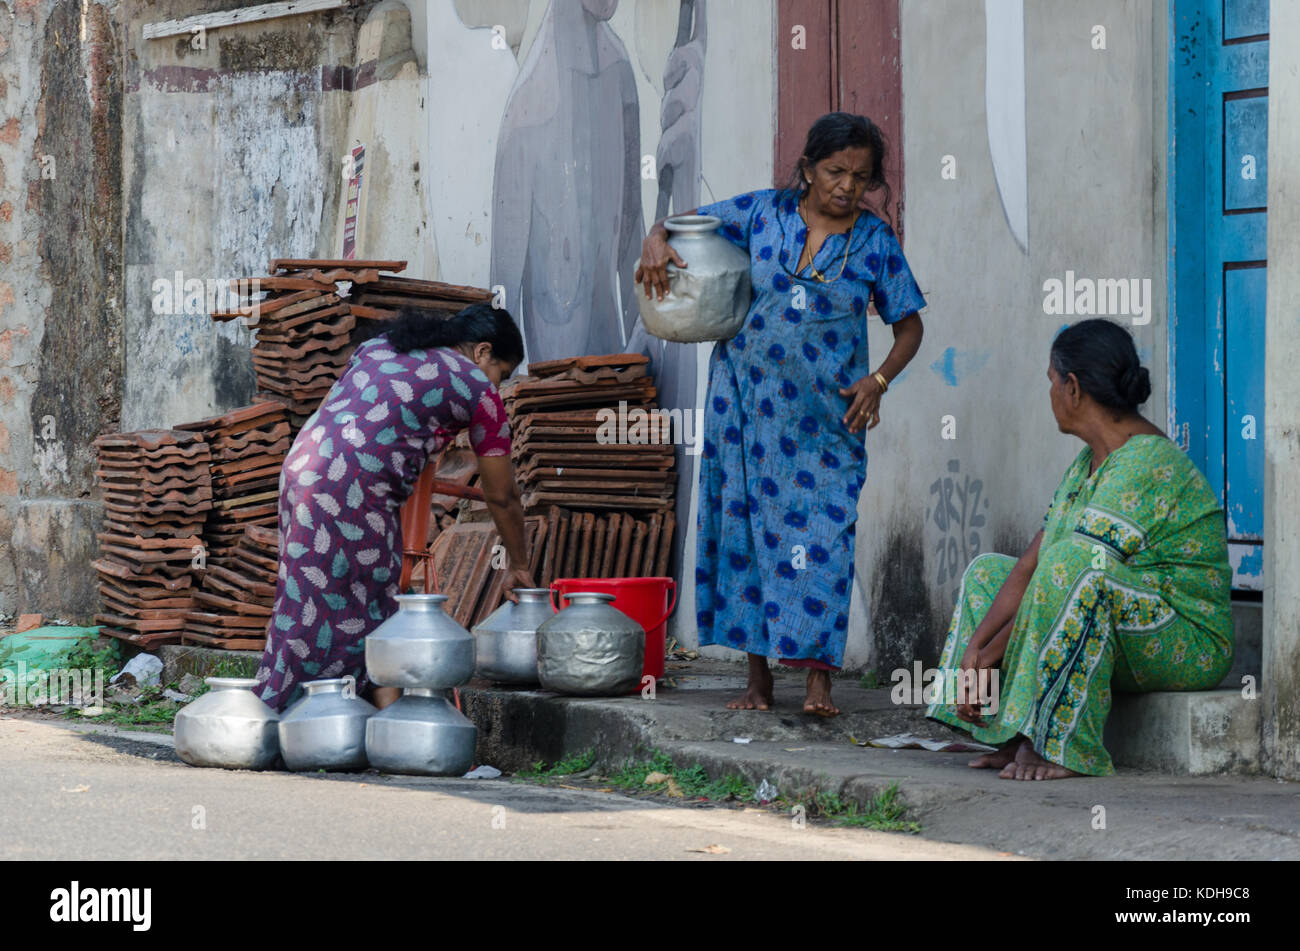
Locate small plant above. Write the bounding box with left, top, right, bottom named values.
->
left=859, top=670, right=883, bottom=689
left=785, top=782, right=920, bottom=833
left=516, top=748, right=597, bottom=782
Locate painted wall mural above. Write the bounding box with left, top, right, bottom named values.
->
left=490, top=0, right=646, bottom=362
left=624, top=0, right=707, bottom=580
left=985, top=0, right=1029, bottom=254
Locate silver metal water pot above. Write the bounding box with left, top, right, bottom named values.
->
left=365, top=593, right=476, bottom=689
left=364, top=688, right=477, bottom=776
left=635, top=214, right=752, bottom=342
left=537, top=591, right=645, bottom=696
left=173, top=677, right=280, bottom=770
left=277, top=678, right=376, bottom=771
left=472, top=588, right=553, bottom=684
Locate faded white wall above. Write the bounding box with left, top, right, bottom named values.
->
left=870, top=0, right=1169, bottom=669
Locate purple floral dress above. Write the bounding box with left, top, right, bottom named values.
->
left=254, top=336, right=512, bottom=712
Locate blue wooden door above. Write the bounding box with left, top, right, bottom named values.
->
left=1170, top=0, right=1267, bottom=589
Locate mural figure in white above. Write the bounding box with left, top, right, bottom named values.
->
left=985, top=0, right=1028, bottom=254
left=427, top=0, right=520, bottom=287
left=490, top=0, right=645, bottom=361
left=625, top=0, right=707, bottom=579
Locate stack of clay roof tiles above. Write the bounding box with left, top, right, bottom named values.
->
left=181, top=524, right=279, bottom=651
left=174, top=401, right=289, bottom=562
left=504, top=354, right=676, bottom=513
left=212, top=259, right=492, bottom=432
left=419, top=353, right=679, bottom=626
left=92, top=430, right=213, bottom=647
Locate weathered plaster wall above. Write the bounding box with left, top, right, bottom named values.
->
left=873, top=0, right=1169, bottom=670
left=332, top=1, right=437, bottom=276
left=120, top=0, right=368, bottom=432
left=1262, top=0, right=1300, bottom=780
left=0, top=0, right=125, bottom=619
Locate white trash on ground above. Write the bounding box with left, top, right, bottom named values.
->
left=109, top=653, right=162, bottom=688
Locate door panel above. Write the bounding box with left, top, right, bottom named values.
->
left=1171, top=0, right=1267, bottom=589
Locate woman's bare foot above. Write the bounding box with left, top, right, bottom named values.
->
left=998, top=739, right=1083, bottom=780
left=968, top=739, right=1018, bottom=769
left=726, top=655, right=774, bottom=710
left=803, top=669, right=839, bottom=717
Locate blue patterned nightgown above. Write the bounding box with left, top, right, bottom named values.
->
left=693, top=189, right=926, bottom=667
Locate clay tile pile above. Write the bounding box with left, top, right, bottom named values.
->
left=504, top=353, right=677, bottom=513
left=174, top=401, right=290, bottom=562
left=414, top=354, right=679, bottom=624
left=181, top=524, right=279, bottom=651
left=425, top=516, right=549, bottom=628
left=211, top=259, right=493, bottom=432
left=91, top=430, right=213, bottom=647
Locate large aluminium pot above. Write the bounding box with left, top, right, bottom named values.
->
left=173, top=677, right=280, bottom=770
left=472, top=588, right=553, bottom=684
left=635, top=214, right=752, bottom=343
left=537, top=591, right=645, bottom=696
left=365, top=593, right=475, bottom=689
left=277, top=678, right=376, bottom=771
left=364, top=688, right=477, bottom=776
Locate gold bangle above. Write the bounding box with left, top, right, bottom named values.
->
left=873, top=372, right=890, bottom=393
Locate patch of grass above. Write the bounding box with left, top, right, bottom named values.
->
left=63, top=637, right=123, bottom=674
left=785, top=782, right=920, bottom=834
left=516, top=749, right=597, bottom=782
left=66, top=683, right=185, bottom=728
left=858, top=671, right=883, bottom=689
left=606, top=749, right=676, bottom=789
left=603, top=750, right=755, bottom=802
left=513, top=749, right=921, bottom=834
left=203, top=656, right=259, bottom=681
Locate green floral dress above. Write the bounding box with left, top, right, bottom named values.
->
left=926, top=435, right=1233, bottom=775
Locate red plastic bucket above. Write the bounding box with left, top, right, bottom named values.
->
left=550, top=577, right=677, bottom=683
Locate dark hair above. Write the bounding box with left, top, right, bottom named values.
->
left=778, top=112, right=893, bottom=227
left=376, top=302, right=524, bottom=366
left=1050, top=319, right=1151, bottom=413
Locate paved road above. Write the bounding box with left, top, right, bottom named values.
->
left=0, top=716, right=1012, bottom=861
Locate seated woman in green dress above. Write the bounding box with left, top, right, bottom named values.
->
left=927, top=319, right=1233, bottom=780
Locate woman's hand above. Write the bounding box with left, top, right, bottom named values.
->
left=635, top=227, right=687, bottom=301
left=502, top=566, right=537, bottom=602
left=839, top=374, right=885, bottom=432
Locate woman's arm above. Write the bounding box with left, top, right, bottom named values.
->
left=476, top=455, right=535, bottom=595
left=636, top=209, right=698, bottom=300
left=839, top=313, right=924, bottom=433
left=953, top=529, right=1044, bottom=724
left=963, top=529, right=1044, bottom=662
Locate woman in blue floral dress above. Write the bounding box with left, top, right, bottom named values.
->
left=254, top=304, right=534, bottom=713
left=637, top=113, right=927, bottom=715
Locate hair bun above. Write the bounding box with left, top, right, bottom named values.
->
left=1120, top=365, right=1151, bottom=407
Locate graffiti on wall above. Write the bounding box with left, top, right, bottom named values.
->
left=926, top=459, right=991, bottom=606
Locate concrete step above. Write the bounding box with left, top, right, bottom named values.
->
left=1104, top=689, right=1261, bottom=774
left=1222, top=600, right=1262, bottom=688
left=155, top=644, right=261, bottom=686
left=1104, top=600, right=1262, bottom=774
